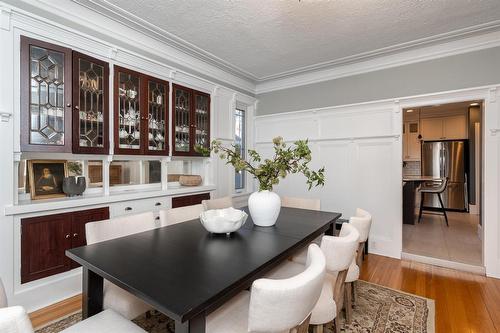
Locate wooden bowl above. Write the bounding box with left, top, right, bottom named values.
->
left=179, top=175, right=202, bottom=186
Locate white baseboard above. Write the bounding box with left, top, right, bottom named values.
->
left=401, top=252, right=485, bottom=275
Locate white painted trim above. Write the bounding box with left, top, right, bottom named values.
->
left=401, top=252, right=485, bottom=275
left=256, top=29, right=500, bottom=94
left=0, top=0, right=256, bottom=94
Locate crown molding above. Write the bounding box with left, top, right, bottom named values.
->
left=256, top=26, right=500, bottom=94
left=72, top=0, right=259, bottom=81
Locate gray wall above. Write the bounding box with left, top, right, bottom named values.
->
left=257, top=47, right=500, bottom=115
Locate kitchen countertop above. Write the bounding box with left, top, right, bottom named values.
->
left=403, top=176, right=443, bottom=182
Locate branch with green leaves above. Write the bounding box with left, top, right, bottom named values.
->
left=195, top=137, right=325, bottom=191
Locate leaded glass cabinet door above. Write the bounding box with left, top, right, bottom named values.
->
left=172, top=84, right=192, bottom=156
left=21, top=37, right=72, bottom=152
left=193, top=91, right=210, bottom=155
left=145, top=77, right=169, bottom=155
left=114, top=66, right=142, bottom=155
left=72, top=52, right=109, bottom=154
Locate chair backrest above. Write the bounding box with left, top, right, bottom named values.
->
left=0, top=278, right=7, bottom=308
left=159, top=204, right=204, bottom=227
left=281, top=196, right=321, bottom=211
left=201, top=196, right=233, bottom=210
left=86, top=212, right=156, bottom=245
left=248, top=244, right=325, bottom=332
left=0, top=306, right=35, bottom=333
left=320, top=223, right=360, bottom=273
left=350, top=209, right=372, bottom=243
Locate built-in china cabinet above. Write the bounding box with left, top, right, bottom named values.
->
left=172, top=84, right=210, bottom=156
left=114, top=66, right=169, bottom=155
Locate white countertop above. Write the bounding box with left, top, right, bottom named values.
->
left=4, top=185, right=216, bottom=216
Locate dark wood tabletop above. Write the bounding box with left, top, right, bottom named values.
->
left=66, top=206, right=341, bottom=333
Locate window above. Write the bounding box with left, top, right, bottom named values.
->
left=109, top=160, right=161, bottom=187
left=235, top=107, right=246, bottom=191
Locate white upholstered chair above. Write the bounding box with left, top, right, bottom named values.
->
left=270, top=223, right=360, bottom=333
left=159, top=204, right=204, bottom=227
left=206, top=243, right=326, bottom=333
left=344, top=208, right=372, bottom=323
left=0, top=278, right=145, bottom=333
left=282, top=196, right=322, bottom=264
left=85, top=212, right=157, bottom=320
left=281, top=196, right=321, bottom=211
left=201, top=196, right=233, bottom=210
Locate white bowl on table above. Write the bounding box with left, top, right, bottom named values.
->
left=200, top=207, right=248, bottom=235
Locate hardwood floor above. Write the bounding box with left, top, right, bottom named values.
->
left=29, top=255, right=500, bottom=332
left=360, top=254, right=500, bottom=333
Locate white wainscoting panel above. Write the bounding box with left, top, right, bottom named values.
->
left=254, top=102, right=403, bottom=259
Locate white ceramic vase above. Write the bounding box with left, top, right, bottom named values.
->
left=248, top=190, right=281, bottom=227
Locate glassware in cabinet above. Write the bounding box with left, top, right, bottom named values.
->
left=173, top=85, right=192, bottom=154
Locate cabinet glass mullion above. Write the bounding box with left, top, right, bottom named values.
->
left=194, top=93, right=210, bottom=151
left=73, top=52, right=109, bottom=154
left=117, top=70, right=141, bottom=151
left=173, top=86, right=191, bottom=154
left=147, top=79, right=168, bottom=154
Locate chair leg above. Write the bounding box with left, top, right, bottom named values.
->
left=344, top=282, right=353, bottom=324
left=437, top=193, right=449, bottom=227
left=311, top=325, right=324, bottom=333
left=352, top=280, right=358, bottom=307
left=418, top=192, right=424, bottom=222
left=333, top=317, right=340, bottom=333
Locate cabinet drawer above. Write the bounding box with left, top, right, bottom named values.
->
left=172, top=193, right=210, bottom=208
left=111, top=197, right=171, bottom=217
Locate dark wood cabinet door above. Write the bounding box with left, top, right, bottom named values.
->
left=172, top=84, right=193, bottom=156
left=72, top=52, right=109, bottom=154
left=192, top=91, right=210, bottom=156
left=172, top=193, right=210, bottom=208
left=20, top=36, right=73, bottom=152
left=144, top=76, right=169, bottom=155
left=70, top=207, right=109, bottom=268
left=21, top=213, right=72, bottom=283
left=114, top=66, right=143, bottom=155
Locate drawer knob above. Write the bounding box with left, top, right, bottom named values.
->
left=65, top=234, right=70, bottom=239
left=155, top=202, right=161, bottom=206
left=155, top=216, right=160, bottom=221
left=73, top=233, right=78, bottom=238
left=125, top=207, right=133, bottom=211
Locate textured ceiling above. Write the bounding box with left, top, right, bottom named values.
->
left=82, top=0, right=500, bottom=80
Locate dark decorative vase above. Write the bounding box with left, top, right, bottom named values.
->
left=63, top=176, right=86, bottom=197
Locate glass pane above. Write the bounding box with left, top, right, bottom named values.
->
left=77, top=58, right=105, bottom=148
left=29, top=45, right=65, bottom=145
left=87, top=160, right=104, bottom=188
left=194, top=94, right=209, bottom=148
left=148, top=81, right=167, bottom=151
left=117, top=72, right=141, bottom=150
left=235, top=108, right=245, bottom=190
left=109, top=160, right=161, bottom=186
left=174, top=88, right=191, bottom=152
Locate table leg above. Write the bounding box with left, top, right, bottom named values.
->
left=82, top=267, right=103, bottom=319
left=326, top=221, right=335, bottom=236
left=175, top=314, right=206, bottom=333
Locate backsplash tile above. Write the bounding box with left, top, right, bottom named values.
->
left=403, top=161, right=421, bottom=176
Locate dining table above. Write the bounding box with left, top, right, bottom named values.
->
left=66, top=206, right=341, bottom=333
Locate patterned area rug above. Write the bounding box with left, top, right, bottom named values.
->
left=35, top=281, right=434, bottom=333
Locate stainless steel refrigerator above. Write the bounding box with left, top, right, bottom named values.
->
left=421, top=141, right=467, bottom=211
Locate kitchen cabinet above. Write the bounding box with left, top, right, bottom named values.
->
left=172, top=84, right=210, bottom=156
left=20, top=36, right=73, bottom=152
left=403, top=121, right=421, bottom=161
left=114, top=66, right=169, bottom=155
left=172, top=193, right=210, bottom=208
left=21, top=207, right=109, bottom=283
left=72, top=52, right=109, bottom=154
left=421, top=115, right=467, bottom=141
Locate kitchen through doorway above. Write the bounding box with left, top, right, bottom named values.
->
left=402, top=100, right=483, bottom=271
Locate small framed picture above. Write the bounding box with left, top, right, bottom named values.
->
left=28, top=160, right=68, bottom=200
